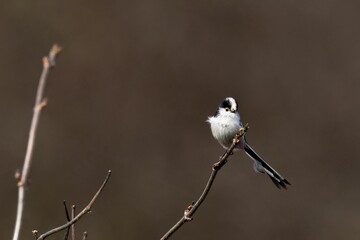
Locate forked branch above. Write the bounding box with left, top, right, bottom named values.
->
left=35, top=170, right=112, bottom=240
left=160, top=124, right=249, bottom=240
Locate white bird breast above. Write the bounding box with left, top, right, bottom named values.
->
left=207, top=111, right=242, bottom=149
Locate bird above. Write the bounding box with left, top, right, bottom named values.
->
left=207, top=97, right=290, bottom=189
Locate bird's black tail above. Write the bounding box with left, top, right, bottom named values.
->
left=244, top=143, right=290, bottom=189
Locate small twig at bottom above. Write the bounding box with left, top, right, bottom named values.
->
left=160, top=124, right=249, bottom=240
left=63, top=201, right=71, bottom=240
left=82, top=232, right=88, bottom=240
left=71, top=205, right=76, bottom=240
left=34, top=170, right=112, bottom=240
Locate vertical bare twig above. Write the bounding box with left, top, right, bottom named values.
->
left=160, top=124, right=249, bottom=240
left=35, top=170, right=112, bottom=240
left=71, top=205, right=76, bottom=240
left=63, top=201, right=71, bottom=240
left=82, top=232, right=88, bottom=240
left=12, top=44, right=62, bottom=240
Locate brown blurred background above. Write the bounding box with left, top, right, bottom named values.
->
left=0, top=0, right=360, bottom=239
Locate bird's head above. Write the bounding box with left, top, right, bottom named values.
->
left=214, top=97, right=238, bottom=117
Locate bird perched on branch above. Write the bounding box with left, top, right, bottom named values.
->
left=207, top=97, right=290, bottom=189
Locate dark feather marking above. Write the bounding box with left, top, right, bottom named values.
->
left=244, top=143, right=290, bottom=189
left=220, top=99, right=232, bottom=109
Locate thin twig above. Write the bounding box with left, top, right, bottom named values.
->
left=63, top=201, right=71, bottom=240
left=32, top=230, right=38, bottom=240
left=82, top=232, right=88, bottom=240
left=12, top=44, right=62, bottom=240
left=160, top=124, right=249, bottom=240
left=71, top=205, right=76, bottom=240
left=63, top=201, right=71, bottom=221
left=36, top=170, right=112, bottom=240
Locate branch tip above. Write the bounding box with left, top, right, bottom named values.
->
left=32, top=230, right=38, bottom=238
left=63, top=201, right=70, bottom=221
left=47, top=44, right=62, bottom=67
left=71, top=205, right=76, bottom=240
left=50, top=44, right=62, bottom=55
left=82, top=232, right=88, bottom=240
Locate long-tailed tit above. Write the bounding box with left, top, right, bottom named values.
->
left=207, top=97, right=290, bottom=189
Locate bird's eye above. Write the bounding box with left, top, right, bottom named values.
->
left=225, top=108, right=230, bottom=112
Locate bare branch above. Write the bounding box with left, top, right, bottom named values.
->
left=63, top=201, right=71, bottom=221
left=12, top=44, right=62, bottom=240
left=36, top=170, right=112, bottom=240
left=63, top=201, right=71, bottom=240
left=160, top=124, right=249, bottom=240
left=82, top=232, right=88, bottom=240
left=71, top=205, right=76, bottom=240
left=32, top=230, right=38, bottom=240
